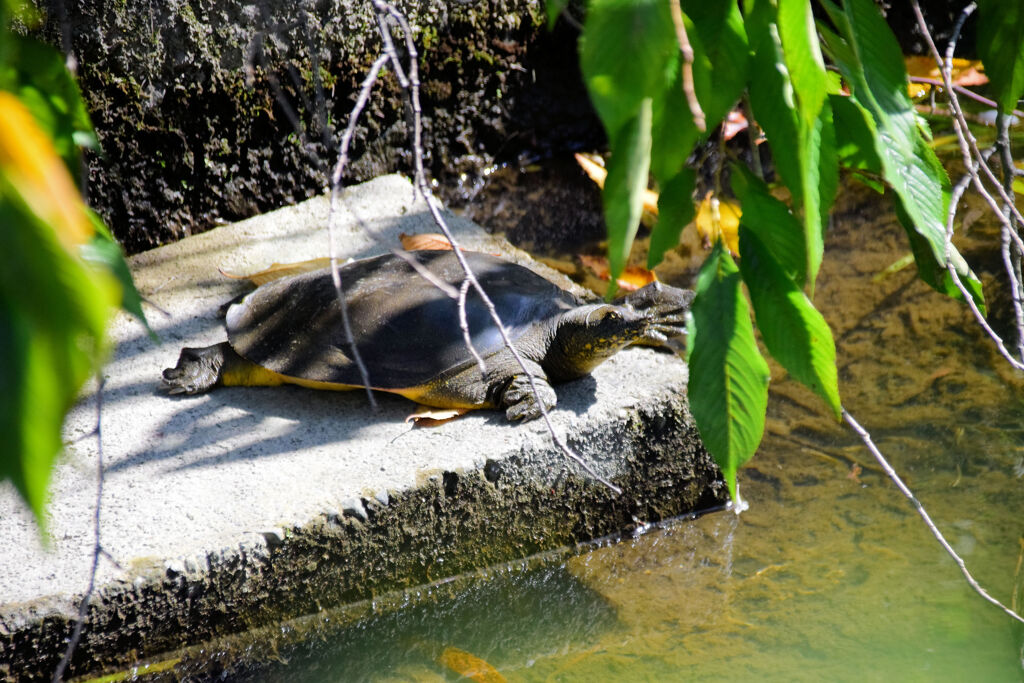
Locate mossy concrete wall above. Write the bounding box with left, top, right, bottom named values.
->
left=32, top=0, right=600, bottom=253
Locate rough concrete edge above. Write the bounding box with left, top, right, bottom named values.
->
left=3, top=391, right=725, bottom=680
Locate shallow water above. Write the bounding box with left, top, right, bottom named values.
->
left=163, top=173, right=1024, bottom=681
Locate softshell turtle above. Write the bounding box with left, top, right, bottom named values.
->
left=162, top=250, right=693, bottom=420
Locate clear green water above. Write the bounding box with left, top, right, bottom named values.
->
left=213, top=427, right=1023, bottom=682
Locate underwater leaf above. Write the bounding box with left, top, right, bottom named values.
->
left=438, top=647, right=507, bottom=683
left=687, top=243, right=770, bottom=501
left=603, top=98, right=653, bottom=297
left=739, top=226, right=840, bottom=418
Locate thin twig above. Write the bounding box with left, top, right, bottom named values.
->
left=669, top=0, right=705, bottom=133
left=910, top=0, right=1024, bottom=248
left=843, top=409, right=1024, bottom=625
left=325, top=52, right=390, bottom=410
left=908, top=76, right=1024, bottom=118
left=370, top=0, right=622, bottom=493
left=910, top=0, right=1024, bottom=370
left=52, top=376, right=108, bottom=682
left=996, top=108, right=1024, bottom=360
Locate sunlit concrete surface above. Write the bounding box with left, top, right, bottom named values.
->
left=0, top=175, right=721, bottom=679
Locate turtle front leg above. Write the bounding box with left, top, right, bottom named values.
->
left=499, top=372, right=557, bottom=421
left=162, top=342, right=233, bottom=394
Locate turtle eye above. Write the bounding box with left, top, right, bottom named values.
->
left=604, top=310, right=622, bottom=323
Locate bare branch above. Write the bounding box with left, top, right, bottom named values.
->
left=843, top=409, right=1024, bottom=625
left=369, top=0, right=622, bottom=493
left=669, top=0, right=706, bottom=133
left=52, top=376, right=108, bottom=682
left=908, top=76, right=1024, bottom=118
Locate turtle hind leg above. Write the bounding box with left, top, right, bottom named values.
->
left=162, top=342, right=234, bottom=395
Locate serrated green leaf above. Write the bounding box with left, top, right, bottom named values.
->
left=748, top=20, right=801, bottom=200
left=650, top=63, right=698, bottom=184
left=603, top=98, right=653, bottom=297
left=730, top=164, right=806, bottom=286
left=747, top=17, right=835, bottom=290
left=580, top=0, right=677, bottom=138
left=739, top=226, right=841, bottom=418
left=894, top=198, right=986, bottom=314
left=0, top=92, right=117, bottom=529
left=683, top=0, right=749, bottom=130
left=830, top=93, right=883, bottom=176
left=0, top=195, right=115, bottom=528
left=820, top=0, right=952, bottom=280
left=976, top=0, right=1024, bottom=115
left=649, top=168, right=696, bottom=268
left=778, top=0, right=826, bottom=129
left=687, top=243, right=770, bottom=501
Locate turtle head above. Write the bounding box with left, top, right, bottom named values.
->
left=545, top=281, right=695, bottom=381
left=617, top=281, right=694, bottom=346
left=547, top=303, right=652, bottom=380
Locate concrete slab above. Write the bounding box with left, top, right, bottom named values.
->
left=0, top=175, right=724, bottom=680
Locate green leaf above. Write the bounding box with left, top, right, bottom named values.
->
left=687, top=243, right=770, bottom=501
left=778, top=0, right=826, bottom=129
left=650, top=63, right=697, bottom=184
left=603, top=98, right=653, bottom=296
left=3, top=33, right=98, bottom=177
left=580, top=0, right=677, bottom=138
left=819, top=0, right=953, bottom=282
left=0, top=196, right=115, bottom=527
left=648, top=168, right=696, bottom=269
left=81, top=209, right=155, bottom=338
left=730, top=164, right=806, bottom=287
left=683, top=0, right=749, bottom=130
left=545, top=0, right=569, bottom=29
left=894, top=198, right=986, bottom=314
left=746, top=17, right=835, bottom=290
left=739, top=226, right=841, bottom=418
left=830, top=93, right=883, bottom=176
left=976, top=0, right=1024, bottom=115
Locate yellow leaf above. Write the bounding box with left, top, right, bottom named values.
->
left=575, top=152, right=659, bottom=218
left=904, top=56, right=987, bottom=99
left=220, top=258, right=333, bottom=285
left=399, top=232, right=454, bottom=251
left=405, top=405, right=471, bottom=426
left=695, top=192, right=741, bottom=256
left=0, top=91, right=91, bottom=248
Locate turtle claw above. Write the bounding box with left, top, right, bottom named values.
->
left=502, top=374, right=557, bottom=421
left=161, top=345, right=225, bottom=395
